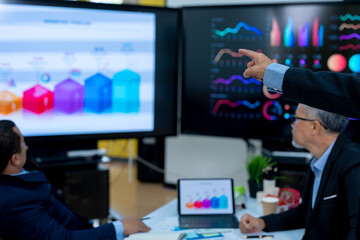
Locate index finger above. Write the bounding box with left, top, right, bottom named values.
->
left=141, top=224, right=151, bottom=232
left=238, top=49, right=258, bottom=60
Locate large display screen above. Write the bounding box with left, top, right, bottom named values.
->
left=181, top=3, right=360, bottom=140
left=0, top=1, right=178, bottom=139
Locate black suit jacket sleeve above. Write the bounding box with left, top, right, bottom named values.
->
left=20, top=212, right=116, bottom=240
left=260, top=202, right=307, bottom=231
left=260, top=169, right=312, bottom=232
left=283, top=68, right=360, bottom=119
left=342, top=161, right=360, bottom=239
left=12, top=193, right=117, bottom=240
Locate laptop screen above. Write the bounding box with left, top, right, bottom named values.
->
left=178, top=178, right=235, bottom=215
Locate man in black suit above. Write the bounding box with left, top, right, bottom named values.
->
left=238, top=49, right=360, bottom=119
left=0, top=120, right=150, bottom=240
left=239, top=103, right=360, bottom=239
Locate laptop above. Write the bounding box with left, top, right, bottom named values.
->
left=177, top=178, right=239, bottom=229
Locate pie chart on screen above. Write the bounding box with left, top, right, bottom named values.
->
left=327, top=54, right=347, bottom=72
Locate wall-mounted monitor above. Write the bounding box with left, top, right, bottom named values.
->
left=181, top=2, right=360, bottom=141
left=0, top=0, right=179, bottom=142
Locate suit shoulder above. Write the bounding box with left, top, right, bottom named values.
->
left=337, top=140, right=360, bottom=171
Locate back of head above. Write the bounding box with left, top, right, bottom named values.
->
left=302, top=105, right=349, bottom=134
left=0, top=120, right=20, bottom=173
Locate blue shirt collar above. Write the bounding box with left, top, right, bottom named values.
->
left=11, top=168, right=29, bottom=176
left=310, top=139, right=336, bottom=177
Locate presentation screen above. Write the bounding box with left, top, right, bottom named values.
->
left=0, top=0, right=178, bottom=139
left=181, top=3, right=359, bottom=140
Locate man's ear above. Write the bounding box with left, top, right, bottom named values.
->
left=311, top=121, right=322, bottom=135
left=9, top=154, right=21, bottom=167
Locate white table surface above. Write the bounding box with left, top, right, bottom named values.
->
left=143, top=197, right=305, bottom=240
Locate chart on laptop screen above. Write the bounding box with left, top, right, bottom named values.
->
left=179, top=179, right=234, bottom=215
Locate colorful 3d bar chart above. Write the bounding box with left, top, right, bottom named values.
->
left=186, top=195, right=229, bottom=209
left=1, top=69, right=142, bottom=116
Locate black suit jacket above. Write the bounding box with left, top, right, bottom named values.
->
left=0, top=171, right=116, bottom=240
left=261, top=133, right=360, bottom=240
left=283, top=68, right=360, bottom=119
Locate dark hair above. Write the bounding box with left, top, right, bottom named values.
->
left=0, top=120, right=21, bottom=173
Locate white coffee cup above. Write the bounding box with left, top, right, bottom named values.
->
left=262, top=196, right=279, bottom=216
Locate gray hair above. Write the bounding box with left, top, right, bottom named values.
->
left=302, top=104, right=349, bottom=133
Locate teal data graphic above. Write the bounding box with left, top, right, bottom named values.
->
left=213, top=75, right=261, bottom=86
left=339, top=14, right=360, bottom=21
left=214, top=22, right=262, bottom=37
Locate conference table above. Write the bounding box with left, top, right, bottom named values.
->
left=142, top=197, right=305, bottom=239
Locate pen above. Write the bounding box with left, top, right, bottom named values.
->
left=141, top=217, right=151, bottom=221
left=241, top=235, right=274, bottom=239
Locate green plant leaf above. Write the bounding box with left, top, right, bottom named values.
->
left=246, top=154, right=276, bottom=185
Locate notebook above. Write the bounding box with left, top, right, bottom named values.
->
left=177, top=178, right=239, bottom=229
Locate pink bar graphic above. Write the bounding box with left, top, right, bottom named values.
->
left=313, top=17, right=319, bottom=47
left=23, top=84, right=53, bottom=114
left=270, top=18, right=281, bottom=47
left=312, top=17, right=323, bottom=47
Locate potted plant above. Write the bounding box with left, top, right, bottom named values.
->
left=246, top=155, right=275, bottom=198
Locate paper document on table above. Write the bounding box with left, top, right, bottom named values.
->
left=125, top=231, right=186, bottom=240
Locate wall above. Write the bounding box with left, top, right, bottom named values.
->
left=165, top=135, right=259, bottom=191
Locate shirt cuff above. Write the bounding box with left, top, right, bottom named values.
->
left=263, top=62, right=289, bottom=92
left=112, top=221, right=125, bottom=240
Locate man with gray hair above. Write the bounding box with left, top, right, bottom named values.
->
left=239, top=103, right=360, bottom=240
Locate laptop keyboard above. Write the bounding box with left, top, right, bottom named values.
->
left=179, top=215, right=239, bottom=229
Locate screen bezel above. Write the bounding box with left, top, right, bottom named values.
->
left=0, top=0, right=179, bottom=142
left=177, top=178, right=235, bottom=216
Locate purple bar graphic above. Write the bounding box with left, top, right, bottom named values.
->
left=54, top=78, right=84, bottom=114
left=298, top=22, right=309, bottom=47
